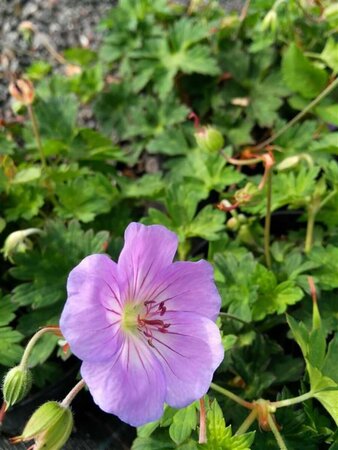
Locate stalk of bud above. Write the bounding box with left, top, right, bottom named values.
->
left=9, top=78, right=35, bottom=105
left=10, top=401, right=73, bottom=450
left=2, top=366, right=32, bottom=410
left=195, top=126, right=224, bottom=153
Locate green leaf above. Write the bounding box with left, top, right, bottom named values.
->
left=185, top=205, right=225, bottom=241
left=55, top=173, right=118, bottom=222
left=315, top=104, right=338, bottom=126
left=309, top=365, right=338, bottom=426
left=249, top=72, right=289, bottom=128
left=119, top=173, right=165, bottom=199
left=5, top=186, right=44, bottom=221
left=132, top=437, right=175, bottom=450
left=321, top=37, right=338, bottom=73
left=70, top=128, right=124, bottom=161
left=282, top=43, right=328, bottom=99
left=10, top=220, right=110, bottom=310
left=12, top=167, right=42, bottom=184
left=34, top=96, right=78, bottom=142
left=63, top=48, right=97, bottom=66
left=308, top=246, right=338, bottom=290
left=204, top=400, right=254, bottom=449
left=169, top=403, right=197, bottom=445
left=0, top=327, right=23, bottom=367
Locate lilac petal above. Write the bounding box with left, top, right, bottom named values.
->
left=118, top=223, right=178, bottom=303
left=151, top=311, right=224, bottom=408
left=147, top=260, right=221, bottom=321
left=60, top=255, right=123, bottom=363
left=81, top=335, right=166, bottom=426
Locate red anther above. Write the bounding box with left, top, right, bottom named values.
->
left=142, top=319, right=165, bottom=327
left=160, top=306, right=166, bottom=316
left=147, top=339, right=155, bottom=348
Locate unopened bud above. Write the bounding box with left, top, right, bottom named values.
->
left=11, top=401, right=73, bottom=450
left=3, top=366, right=32, bottom=409
left=195, top=126, right=224, bottom=153
left=2, top=228, right=42, bottom=261
left=262, top=9, right=277, bottom=32
left=277, top=155, right=300, bottom=171
left=9, top=78, right=35, bottom=105
left=226, top=217, right=239, bottom=231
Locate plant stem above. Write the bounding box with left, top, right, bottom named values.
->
left=271, top=391, right=314, bottom=408
left=319, top=188, right=337, bottom=210
left=61, top=379, right=86, bottom=407
left=235, top=409, right=258, bottom=435
left=255, top=76, right=338, bottom=151
left=27, top=104, right=47, bottom=170
left=267, top=414, right=288, bottom=450
left=305, top=205, right=316, bottom=253
left=199, top=397, right=207, bottom=444
left=219, top=312, right=250, bottom=326
left=264, top=169, right=272, bottom=269
left=19, top=326, right=62, bottom=369
left=210, top=383, right=254, bottom=409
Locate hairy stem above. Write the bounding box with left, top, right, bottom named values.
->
left=264, top=169, right=272, bottom=268
left=20, top=326, right=62, bottom=369
left=210, top=383, right=254, bottom=409
left=271, top=391, right=314, bottom=408
left=219, top=312, right=250, bottom=326
left=305, top=205, right=316, bottom=253
left=235, top=409, right=258, bottom=435
left=267, top=414, right=288, bottom=450
left=61, top=379, right=86, bottom=407
left=199, top=397, right=207, bottom=444
left=255, top=76, right=338, bottom=151
left=27, top=104, right=47, bottom=170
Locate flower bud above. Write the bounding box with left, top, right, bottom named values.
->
left=9, top=78, right=35, bottom=105
left=277, top=155, right=300, bottom=171
left=11, top=401, right=73, bottom=450
left=226, top=217, right=239, bottom=231
left=195, top=126, right=224, bottom=153
left=2, top=366, right=32, bottom=409
left=262, top=9, right=277, bottom=32
left=2, top=228, right=41, bottom=261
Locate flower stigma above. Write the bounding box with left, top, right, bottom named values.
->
left=120, top=300, right=171, bottom=346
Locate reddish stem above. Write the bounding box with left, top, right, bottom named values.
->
left=199, top=397, right=207, bottom=444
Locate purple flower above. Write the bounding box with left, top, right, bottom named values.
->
left=60, top=223, right=224, bottom=426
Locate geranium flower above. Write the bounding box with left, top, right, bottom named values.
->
left=60, top=223, right=224, bottom=426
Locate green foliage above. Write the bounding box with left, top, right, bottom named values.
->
left=204, top=400, right=254, bottom=450
left=1, top=0, right=338, bottom=447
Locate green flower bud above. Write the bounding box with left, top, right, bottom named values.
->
left=2, top=228, right=41, bottom=261
left=195, top=126, right=224, bottom=153
left=11, top=401, right=73, bottom=450
left=3, top=366, right=32, bottom=409
left=262, top=9, right=277, bottom=32
left=226, top=217, right=239, bottom=231
left=277, top=155, right=300, bottom=171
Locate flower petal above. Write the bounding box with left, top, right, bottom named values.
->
left=60, top=255, right=123, bottom=363
left=81, top=335, right=166, bottom=426
left=146, top=260, right=221, bottom=321
left=151, top=311, right=224, bottom=408
left=118, top=223, right=178, bottom=303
